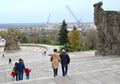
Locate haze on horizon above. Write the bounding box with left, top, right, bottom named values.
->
left=0, top=0, right=120, bottom=23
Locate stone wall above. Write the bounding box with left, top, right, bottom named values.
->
left=93, top=2, right=120, bottom=56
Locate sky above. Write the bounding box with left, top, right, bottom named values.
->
left=0, top=0, right=120, bottom=23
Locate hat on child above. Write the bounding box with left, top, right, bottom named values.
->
left=26, top=65, right=29, bottom=68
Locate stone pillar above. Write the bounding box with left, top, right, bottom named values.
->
left=93, top=2, right=120, bottom=56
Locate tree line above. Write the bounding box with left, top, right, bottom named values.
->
left=0, top=20, right=98, bottom=52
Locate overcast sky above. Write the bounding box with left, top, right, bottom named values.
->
left=0, top=0, right=120, bottom=23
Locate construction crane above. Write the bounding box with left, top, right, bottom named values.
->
left=47, top=13, right=51, bottom=25
left=65, top=5, right=80, bottom=28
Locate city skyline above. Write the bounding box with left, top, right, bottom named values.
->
left=0, top=0, right=120, bottom=23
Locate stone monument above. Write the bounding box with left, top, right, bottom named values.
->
left=93, top=2, right=120, bottom=56
left=4, top=29, right=20, bottom=51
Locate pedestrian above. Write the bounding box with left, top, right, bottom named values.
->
left=44, top=51, right=46, bottom=56
left=59, top=49, right=70, bottom=76
left=16, top=58, right=25, bottom=81
left=50, top=49, right=61, bottom=77
left=3, top=53, right=5, bottom=58
left=11, top=62, right=18, bottom=81
left=25, top=65, right=31, bottom=80
left=9, top=57, right=12, bottom=64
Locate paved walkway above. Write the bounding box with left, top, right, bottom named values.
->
left=0, top=45, right=120, bottom=84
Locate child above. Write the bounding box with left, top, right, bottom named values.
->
left=25, top=65, right=31, bottom=80
left=11, top=62, right=17, bottom=80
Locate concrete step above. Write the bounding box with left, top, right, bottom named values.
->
left=1, top=76, right=75, bottom=84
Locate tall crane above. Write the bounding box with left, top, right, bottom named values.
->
left=65, top=5, right=80, bottom=27
left=47, top=13, right=51, bottom=25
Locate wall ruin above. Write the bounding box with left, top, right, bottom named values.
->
left=4, top=29, right=20, bottom=52
left=93, top=2, right=120, bottom=56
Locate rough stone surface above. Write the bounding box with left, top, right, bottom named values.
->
left=4, top=30, right=20, bottom=51
left=93, top=2, right=120, bottom=56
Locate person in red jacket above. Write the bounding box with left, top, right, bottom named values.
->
left=25, top=65, right=31, bottom=80
left=11, top=62, right=18, bottom=80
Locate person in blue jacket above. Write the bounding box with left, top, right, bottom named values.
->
left=16, top=58, right=25, bottom=81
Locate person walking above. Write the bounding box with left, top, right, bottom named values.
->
left=9, top=57, right=12, bottom=64
left=11, top=62, right=18, bottom=81
left=25, top=65, right=31, bottom=80
left=3, top=53, right=5, bottom=58
left=44, top=51, right=46, bottom=56
left=50, top=49, right=61, bottom=77
left=59, top=49, right=70, bottom=76
left=16, top=58, right=25, bottom=81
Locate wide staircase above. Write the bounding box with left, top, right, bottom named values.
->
left=0, top=50, right=120, bottom=84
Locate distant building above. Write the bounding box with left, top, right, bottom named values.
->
left=0, top=28, right=7, bottom=32
left=0, top=23, right=96, bottom=33
left=67, top=22, right=96, bottom=33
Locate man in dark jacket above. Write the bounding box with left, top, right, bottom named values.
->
left=59, top=49, right=70, bottom=76
left=16, top=58, right=25, bottom=81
